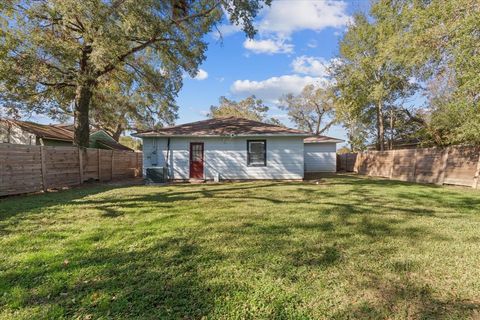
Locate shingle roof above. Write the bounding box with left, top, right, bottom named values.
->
left=7, top=119, right=73, bottom=141
left=304, top=135, right=344, bottom=143
left=3, top=119, right=134, bottom=150
left=96, top=138, right=134, bottom=151
left=134, top=117, right=311, bottom=137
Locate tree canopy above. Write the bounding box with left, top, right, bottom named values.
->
left=0, top=0, right=271, bottom=146
left=208, top=95, right=281, bottom=125
left=332, top=0, right=480, bottom=149
left=280, top=84, right=336, bottom=135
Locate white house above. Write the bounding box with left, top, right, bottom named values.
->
left=134, top=117, right=342, bottom=181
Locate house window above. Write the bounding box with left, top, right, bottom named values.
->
left=247, top=140, right=266, bottom=166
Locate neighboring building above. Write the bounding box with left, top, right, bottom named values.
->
left=134, top=117, right=343, bottom=181
left=304, top=136, right=345, bottom=173
left=0, top=119, right=133, bottom=151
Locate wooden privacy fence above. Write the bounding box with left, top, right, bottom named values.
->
left=337, top=153, right=357, bottom=172
left=351, top=146, right=480, bottom=188
left=0, top=143, right=143, bottom=196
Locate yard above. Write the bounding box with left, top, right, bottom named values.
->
left=0, top=175, right=479, bottom=319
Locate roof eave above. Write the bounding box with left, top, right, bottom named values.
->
left=133, top=133, right=312, bottom=138
left=305, top=139, right=345, bottom=144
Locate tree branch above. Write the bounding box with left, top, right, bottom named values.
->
left=96, top=3, right=220, bottom=78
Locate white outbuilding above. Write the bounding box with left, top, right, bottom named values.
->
left=304, top=136, right=344, bottom=173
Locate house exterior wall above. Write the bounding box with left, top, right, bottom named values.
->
left=304, top=142, right=337, bottom=172
left=0, top=121, right=36, bottom=145
left=142, top=136, right=305, bottom=180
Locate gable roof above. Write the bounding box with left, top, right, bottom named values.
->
left=134, top=117, right=311, bottom=137
left=95, top=138, right=134, bottom=151
left=2, top=119, right=133, bottom=150
left=5, top=119, right=73, bottom=141
left=304, top=135, right=344, bottom=143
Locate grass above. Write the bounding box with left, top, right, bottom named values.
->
left=0, top=175, right=479, bottom=319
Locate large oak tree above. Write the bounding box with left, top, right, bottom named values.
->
left=0, top=0, right=271, bottom=146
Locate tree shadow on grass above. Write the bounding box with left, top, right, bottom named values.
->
left=1, top=176, right=480, bottom=318
left=1, top=236, right=227, bottom=319
left=332, top=273, right=480, bottom=319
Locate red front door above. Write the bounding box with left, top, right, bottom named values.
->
left=189, top=142, right=204, bottom=179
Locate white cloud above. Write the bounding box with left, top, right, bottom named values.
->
left=243, top=38, right=294, bottom=55
left=231, top=75, right=326, bottom=103
left=291, top=56, right=330, bottom=77
left=307, top=39, right=318, bottom=48
left=216, top=1, right=350, bottom=56
left=217, top=1, right=350, bottom=39
left=258, top=0, right=351, bottom=36
left=193, top=69, right=208, bottom=80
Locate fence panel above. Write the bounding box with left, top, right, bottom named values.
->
left=0, top=144, right=43, bottom=195
left=414, top=148, right=446, bottom=184
left=391, top=149, right=416, bottom=182
left=44, top=146, right=80, bottom=189
left=443, top=147, right=480, bottom=186
left=337, top=153, right=357, bottom=172
left=353, top=146, right=480, bottom=189
left=0, top=143, right=142, bottom=196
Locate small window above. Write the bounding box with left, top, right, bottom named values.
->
left=247, top=140, right=266, bottom=166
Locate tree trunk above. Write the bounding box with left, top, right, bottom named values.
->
left=112, top=123, right=124, bottom=142
left=74, top=82, right=94, bottom=147
left=376, top=101, right=385, bottom=151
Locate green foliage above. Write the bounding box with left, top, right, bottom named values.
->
left=335, top=0, right=480, bottom=147
left=0, top=177, right=479, bottom=318
left=280, top=84, right=336, bottom=135
left=119, top=136, right=142, bottom=151
left=397, top=0, right=480, bottom=145
left=208, top=95, right=281, bottom=124
left=336, top=146, right=351, bottom=154
left=333, top=11, right=416, bottom=150
left=0, top=0, right=271, bottom=146
left=91, top=77, right=178, bottom=139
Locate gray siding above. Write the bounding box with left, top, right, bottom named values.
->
left=304, top=143, right=337, bottom=172
left=143, top=136, right=304, bottom=180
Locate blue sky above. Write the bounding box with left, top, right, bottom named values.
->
left=177, top=0, right=370, bottom=144
left=24, top=0, right=371, bottom=145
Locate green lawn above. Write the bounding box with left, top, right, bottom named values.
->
left=1, top=175, right=479, bottom=319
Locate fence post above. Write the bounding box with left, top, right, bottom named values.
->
left=472, top=151, right=480, bottom=189
left=389, top=150, right=396, bottom=179
left=110, top=150, right=114, bottom=181
left=411, top=149, right=418, bottom=182
left=136, top=152, right=140, bottom=177
left=97, top=149, right=101, bottom=181
left=78, top=147, right=84, bottom=184
left=40, top=146, right=47, bottom=191
left=437, top=147, right=450, bottom=186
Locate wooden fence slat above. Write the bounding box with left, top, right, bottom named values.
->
left=97, top=149, right=101, bottom=181
left=352, top=146, right=479, bottom=188
left=0, top=144, right=142, bottom=196
left=437, top=147, right=450, bottom=185
left=473, top=152, right=480, bottom=189
left=389, top=150, right=395, bottom=179
left=40, top=146, right=47, bottom=191
left=111, top=150, right=114, bottom=180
